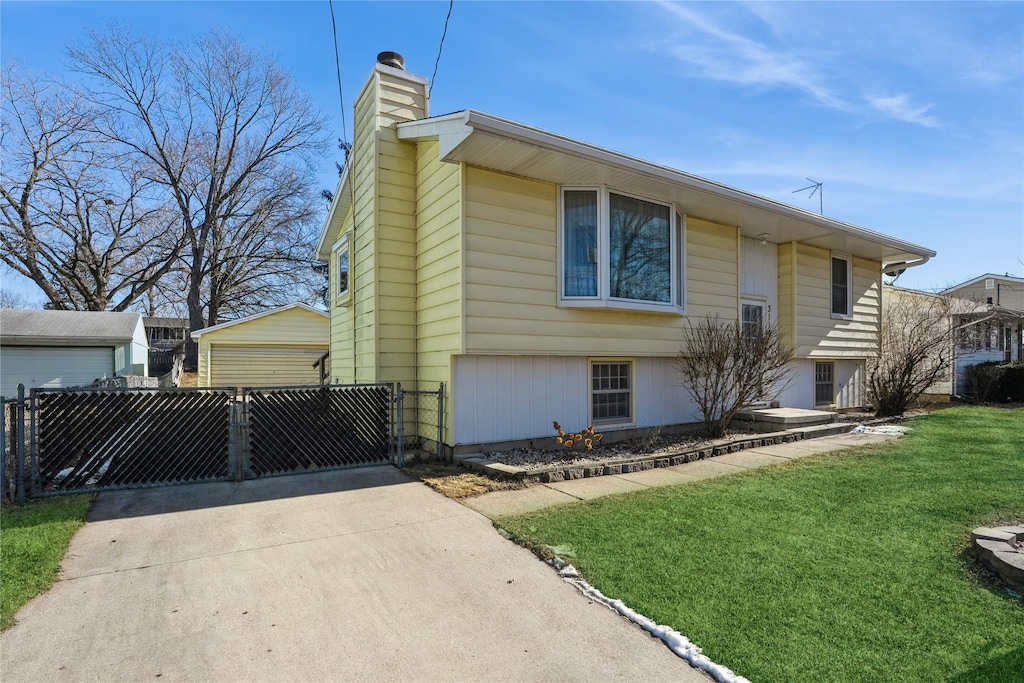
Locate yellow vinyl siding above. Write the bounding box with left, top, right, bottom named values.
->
left=462, top=167, right=738, bottom=357
left=415, top=141, right=462, bottom=389
left=779, top=243, right=881, bottom=358
left=196, top=307, right=329, bottom=387
left=209, top=345, right=326, bottom=387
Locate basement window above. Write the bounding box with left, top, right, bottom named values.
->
left=590, top=359, right=633, bottom=425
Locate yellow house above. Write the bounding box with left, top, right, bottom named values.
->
left=315, top=53, right=936, bottom=453
left=192, top=303, right=329, bottom=387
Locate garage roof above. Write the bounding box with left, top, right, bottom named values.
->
left=1, top=308, right=142, bottom=346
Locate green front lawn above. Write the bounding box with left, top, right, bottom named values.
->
left=0, top=495, right=90, bottom=631
left=499, top=407, right=1024, bottom=682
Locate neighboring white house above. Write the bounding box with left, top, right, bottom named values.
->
left=191, top=303, right=329, bottom=387
left=0, top=308, right=149, bottom=397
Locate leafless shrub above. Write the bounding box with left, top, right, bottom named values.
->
left=870, top=289, right=976, bottom=417
left=675, top=315, right=794, bottom=438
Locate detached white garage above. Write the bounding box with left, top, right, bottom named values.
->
left=192, top=303, right=329, bottom=388
left=0, top=308, right=149, bottom=398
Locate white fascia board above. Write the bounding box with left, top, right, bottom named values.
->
left=190, top=303, right=328, bottom=340
left=314, top=162, right=353, bottom=261
left=396, top=111, right=474, bottom=158
left=409, top=109, right=935, bottom=262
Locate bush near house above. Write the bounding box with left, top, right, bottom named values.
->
left=969, top=361, right=1024, bottom=402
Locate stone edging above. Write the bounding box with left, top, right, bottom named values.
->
left=971, top=525, right=1024, bottom=594
left=458, top=423, right=854, bottom=484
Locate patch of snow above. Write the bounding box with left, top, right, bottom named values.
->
left=54, top=467, right=74, bottom=480
left=562, top=575, right=751, bottom=683
left=851, top=425, right=909, bottom=435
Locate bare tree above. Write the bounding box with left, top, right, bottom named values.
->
left=870, top=288, right=979, bottom=416
left=0, top=65, right=181, bottom=311
left=675, top=315, right=794, bottom=437
left=68, top=27, right=327, bottom=351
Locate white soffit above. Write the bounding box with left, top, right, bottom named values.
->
left=398, top=111, right=936, bottom=267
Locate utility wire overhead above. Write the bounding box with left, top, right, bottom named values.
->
left=430, top=0, right=454, bottom=99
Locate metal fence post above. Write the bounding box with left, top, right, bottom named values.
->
left=15, top=385, right=26, bottom=505
left=1, top=397, right=7, bottom=504
left=395, top=383, right=405, bottom=469
left=228, top=389, right=241, bottom=481
left=29, top=388, right=38, bottom=494
left=437, top=383, right=446, bottom=461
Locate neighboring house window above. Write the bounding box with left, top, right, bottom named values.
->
left=560, top=188, right=684, bottom=313
left=814, top=361, right=834, bottom=406
left=334, top=233, right=351, bottom=303
left=831, top=254, right=852, bottom=318
left=591, top=359, right=632, bottom=424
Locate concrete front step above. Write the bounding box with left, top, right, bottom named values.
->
left=733, top=407, right=837, bottom=431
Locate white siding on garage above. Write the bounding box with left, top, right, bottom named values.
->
left=1, top=346, right=114, bottom=397
left=452, top=355, right=697, bottom=447
left=209, top=345, right=326, bottom=387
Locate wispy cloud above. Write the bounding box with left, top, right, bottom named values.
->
left=652, top=2, right=948, bottom=129
left=865, top=94, right=940, bottom=128
left=656, top=2, right=849, bottom=111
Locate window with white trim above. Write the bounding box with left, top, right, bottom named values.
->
left=561, top=188, right=685, bottom=313
left=831, top=253, right=852, bottom=318
left=590, top=360, right=632, bottom=424
left=814, top=361, right=835, bottom=406
left=334, top=233, right=351, bottom=304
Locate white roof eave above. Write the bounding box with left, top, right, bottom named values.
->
left=397, top=110, right=936, bottom=267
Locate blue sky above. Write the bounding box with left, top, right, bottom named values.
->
left=2, top=0, right=1022, bottom=302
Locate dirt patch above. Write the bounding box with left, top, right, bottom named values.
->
left=483, top=432, right=713, bottom=471
left=177, top=372, right=198, bottom=387
left=402, top=461, right=528, bottom=499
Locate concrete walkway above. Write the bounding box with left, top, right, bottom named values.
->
left=464, top=431, right=899, bottom=517
left=1, top=466, right=711, bottom=682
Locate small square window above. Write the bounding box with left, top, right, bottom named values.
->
left=591, top=360, right=632, bottom=424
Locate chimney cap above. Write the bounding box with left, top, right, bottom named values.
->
left=377, top=52, right=405, bottom=70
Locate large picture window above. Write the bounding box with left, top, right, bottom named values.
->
left=561, top=188, right=684, bottom=313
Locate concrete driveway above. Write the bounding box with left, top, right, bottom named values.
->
left=1, top=466, right=710, bottom=682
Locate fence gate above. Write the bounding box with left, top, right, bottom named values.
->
left=31, top=387, right=235, bottom=495
left=2, top=383, right=411, bottom=501
left=244, top=384, right=393, bottom=476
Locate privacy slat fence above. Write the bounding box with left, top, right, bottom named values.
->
left=246, top=385, right=392, bottom=476
left=1, top=382, right=442, bottom=502
left=35, top=388, right=234, bottom=493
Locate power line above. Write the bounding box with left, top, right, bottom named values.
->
left=328, top=0, right=348, bottom=151
left=429, top=0, right=454, bottom=99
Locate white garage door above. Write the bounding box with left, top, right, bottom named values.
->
left=209, top=344, right=327, bottom=387
left=0, top=346, right=115, bottom=397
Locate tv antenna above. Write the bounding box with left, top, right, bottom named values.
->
left=793, top=178, right=823, bottom=215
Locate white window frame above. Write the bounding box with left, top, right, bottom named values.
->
left=558, top=187, right=686, bottom=315
left=589, top=358, right=635, bottom=427
left=333, top=233, right=351, bottom=306
left=740, top=299, right=767, bottom=339
left=814, top=361, right=835, bottom=407
left=830, top=252, right=853, bottom=320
